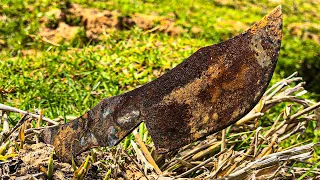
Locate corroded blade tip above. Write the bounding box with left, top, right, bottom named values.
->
left=143, top=6, right=282, bottom=153
left=249, top=5, right=282, bottom=51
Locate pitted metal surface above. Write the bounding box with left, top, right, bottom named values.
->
left=40, top=6, right=282, bottom=162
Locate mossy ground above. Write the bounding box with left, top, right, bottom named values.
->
left=0, top=0, right=319, bottom=178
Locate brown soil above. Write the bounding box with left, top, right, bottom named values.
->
left=288, top=22, right=320, bottom=44
left=38, top=4, right=202, bottom=44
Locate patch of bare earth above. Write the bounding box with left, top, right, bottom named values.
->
left=38, top=4, right=202, bottom=44
left=288, top=22, right=320, bottom=44
left=0, top=143, right=73, bottom=179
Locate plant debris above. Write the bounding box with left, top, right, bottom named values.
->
left=0, top=72, right=319, bottom=179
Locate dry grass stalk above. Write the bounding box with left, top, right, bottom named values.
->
left=0, top=103, right=58, bottom=125
left=2, top=112, right=10, bottom=134
left=0, top=113, right=30, bottom=144
left=133, top=129, right=162, bottom=174
left=130, top=139, right=154, bottom=173
left=219, top=143, right=314, bottom=179
left=0, top=72, right=319, bottom=179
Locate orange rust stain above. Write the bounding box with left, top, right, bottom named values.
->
left=210, top=87, right=221, bottom=105
left=82, top=113, right=88, bottom=119
left=208, top=55, right=226, bottom=104
left=212, top=113, right=219, bottom=121
left=193, top=130, right=200, bottom=139
left=202, top=114, right=210, bottom=124
left=206, top=64, right=221, bottom=80
left=162, top=78, right=203, bottom=105
left=53, top=125, right=76, bottom=158
left=250, top=15, right=269, bottom=35
left=222, top=65, right=249, bottom=91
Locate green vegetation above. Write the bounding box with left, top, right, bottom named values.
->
left=1, top=0, right=319, bottom=114
left=0, top=0, right=319, bottom=174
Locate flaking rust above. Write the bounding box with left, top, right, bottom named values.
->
left=40, top=6, right=282, bottom=162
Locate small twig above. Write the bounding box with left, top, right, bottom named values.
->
left=256, top=134, right=278, bottom=159
left=176, top=158, right=194, bottom=168
left=209, top=148, right=233, bottom=179
left=163, top=138, right=217, bottom=171
left=267, top=162, right=285, bottom=180
left=0, top=113, right=30, bottom=144
left=0, top=103, right=58, bottom=125
left=192, top=141, right=222, bottom=160
left=221, top=129, right=226, bottom=151
left=2, top=112, right=10, bottom=134
left=293, top=167, right=320, bottom=174
left=41, top=36, right=61, bottom=47
left=182, top=138, right=217, bottom=160
left=315, top=108, right=320, bottom=129
left=143, top=25, right=161, bottom=34
left=28, top=34, right=61, bottom=47
left=25, top=126, right=55, bottom=134
left=264, top=72, right=296, bottom=95
left=220, top=144, right=314, bottom=179
left=265, top=77, right=302, bottom=101
left=176, top=148, right=227, bottom=178
left=285, top=72, right=299, bottom=80
left=130, top=139, right=154, bottom=173
left=281, top=82, right=305, bottom=96
left=265, top=82, right=287, bottom=101
left=0, top=111, right=2, bottom=127
left=265, top=96, right=309, bottom=107
left=123, top=150, right=150, bottom=180
left=236, top=112, right=264, bottom=125
left=279, top=122, right=305, bottom=142
left=133, top=130, right=162, bottom=175
left=289, top=102, right=320, bottom=120
left=254, top=127, right=262, bottom=157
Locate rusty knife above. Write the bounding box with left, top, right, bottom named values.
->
left=40, top=6, right=282, bottom=162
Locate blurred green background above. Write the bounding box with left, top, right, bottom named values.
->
left=0, top=0, right=319, bottom=124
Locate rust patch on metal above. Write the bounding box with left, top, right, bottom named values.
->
left=143, top=5, right=281, bottom=153
left=40, top=6, right=282, bottom=162
left=40, top=95, right=143, bottom=162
